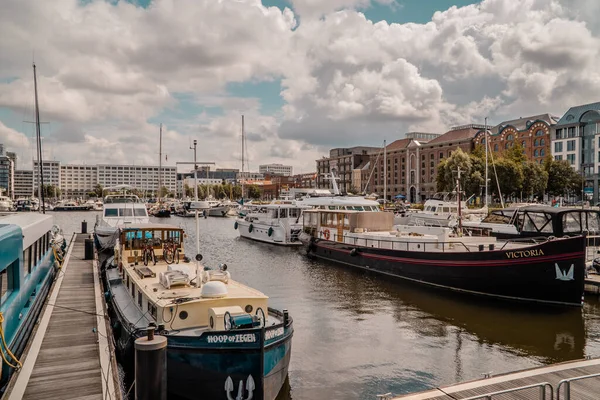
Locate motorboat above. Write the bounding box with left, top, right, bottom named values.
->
left=206, top=200, right=232, bottom=217
left=53, top=200, right=94, bottom=211
left=235, top=200, right=310, bottom=246
left=394, top=192, right=486, bottom=227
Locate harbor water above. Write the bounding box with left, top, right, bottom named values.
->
left=55, top=212, right=600, bottom=399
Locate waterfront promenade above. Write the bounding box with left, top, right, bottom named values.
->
left=5, top=233, right=119, bottom=400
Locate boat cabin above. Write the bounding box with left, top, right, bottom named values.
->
left=303, top=209, right=393, bottom=242
left=119, top=224, right=184, bottom=264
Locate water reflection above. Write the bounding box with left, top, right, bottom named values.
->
left=52, top=213, right=594, bottom=400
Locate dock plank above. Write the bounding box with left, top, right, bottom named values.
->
left=18, top=235, right=105, bottom=400
left=393, top=358, right=600, bottom=400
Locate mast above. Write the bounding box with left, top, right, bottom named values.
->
left=241, top=115, right=245, bottom=202
left=158, top=123, right=162, bottom=199
left=456, top=166, right=462, bottom=235
left=383, top=139, right=387, bottom=205
left=484, top=117, right=488, bottom=208
left=33, top=63, right=45, bottom=213
left=191, top=139, right=198, bottom=201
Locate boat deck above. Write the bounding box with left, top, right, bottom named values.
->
left=391, top=357, right=600, bottom=400
left=6, top=234, right=119, bottom=400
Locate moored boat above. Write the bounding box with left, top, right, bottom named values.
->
left=0, top=213, right=65, bottom=393
left=0, top=196, right=13, bottom=212
left=301, top=208, right=586, bottom=306
left=102, top=222, right=293, bottom=400
left=235, top=200, right=309, bottom=246
left=53, top=200, right=93, bottom=211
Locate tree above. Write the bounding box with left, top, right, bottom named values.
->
left=159, top=186, right=169, bottom=198
left=93, top=184, right=104, bottom=198
left=490, top=158, right=523, bottom=200
left=246, top=185, right=261, bottom=199
left=184, top=184, right=193, bottom=198
left=503, top=142, right=526, bottom=165
left=521, top=162, right=548, bottom=200
left=545, top=159, right=580, bottom=197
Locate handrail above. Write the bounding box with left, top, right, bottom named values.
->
left=460, top=382, right=553, bottom=400
left=557, top=372, right=600, bottom=400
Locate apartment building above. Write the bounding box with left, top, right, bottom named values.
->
left=33, top=160, right=61, bottom=189
left=0, top=145, right=16, bottom=198
left=316, top=146, right=380, bottom=194
left=14, top=170, right=33, bottom=198
left=60, top=164, right=99, bottom=197
left=259, top=163, right=293, bottom=176
left=97, top=164, right=177, bottom=194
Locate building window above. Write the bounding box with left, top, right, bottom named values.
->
left=555, top=129, right=563, bottom=139
left=540, top=149, right=545, bottom=157
left=505, top=142, right=511, bottom=149
left=540, top=139, right=545, bottom=146
left=494, top=144, right=498, bottom=151
left=535, top=129, right=544, bottom=136
left=555, top=142, right=563, bottom=152
left=534, top=139, right=539, bottom=146
left=555, top=155, right=563, bottom=161
left=567, top=154, right=576, bottom=165
left=521, top=140, right=526, bottom=148
left=568, top=127, right=576, bottom=138
left=534, top=149, right=539, bottom=157
left=567, top=140, right=576, bottom=151
left=439, top=152, right=443, bottom=159
left=506, top=134, right=513, bottom=141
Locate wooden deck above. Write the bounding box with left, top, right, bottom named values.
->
left=392, top=357, right=600, bottom=399
left=7, top=234, right=119, bottom=400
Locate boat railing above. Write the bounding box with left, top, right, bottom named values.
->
left=326, top=232, right=554, bottom=253
left=460, top=382, right=553, bottom=400
left=557, top=371, right=600, bottom=399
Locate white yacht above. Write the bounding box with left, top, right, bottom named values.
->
left=394, top=192, right=486, bottom=227
left=206, top=200, right=232, bottom=217
left=94, top=189, right=150, bottom=251
left=235, top=200, right=310, bottom=246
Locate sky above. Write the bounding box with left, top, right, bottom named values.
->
left=1, top=0, right=600, bottom=174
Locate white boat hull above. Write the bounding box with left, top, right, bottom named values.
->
left=236, top=219, right=303, bottom=246
left=208, top=206, right=230, bottom=217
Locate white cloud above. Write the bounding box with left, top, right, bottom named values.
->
left=1, top=0, right=600, bottom=176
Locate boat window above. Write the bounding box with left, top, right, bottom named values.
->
left=442, top=207, right=449, bottom=213
left=119, top=208, right=134, bottom=217
left=131, top=281, right=136, bottom=297
left=138, top=291, right=143, bottom=308
left=105, top=209, right=118, bottom=217
left=328, top=206, right=336, bottom=210
left=343, top=214, right=350, bottom=228
left=522, top=212, right=552, bottom=233
left=0, top=260, right=17, bottom=304
left=585, top=212, right=600, bottom=232
left=451, top=208, right=457, bottom=213
left=24, top=246, right=31, bottom=275
left=430, top=206, right=437, bottom=212
left=563, top=212, right=583, bottom=233
left=310, top=212, right=318, bottom=227
left=0, top=270, right=7, bottom=304
left=289, top=208, right=299, bottom=218
left=326, top=213, right=334, bottom=226
left=148, top=302, right=157, bottom=320
left=134, top=208, right=147, bottom=216
left=320, top=213, right=328, bottom=226
left=280, top=209, right=288, bottom=218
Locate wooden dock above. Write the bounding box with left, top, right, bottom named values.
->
left=6, top=233, right=120, bottom=400
left=585, top=273, right=600, bottom=294
left=391, top=357, right=600, bottom=400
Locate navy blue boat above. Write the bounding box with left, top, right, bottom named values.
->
left=99, top=223, right=292, bottom=400
left=0, top=213, right=65, bottom=392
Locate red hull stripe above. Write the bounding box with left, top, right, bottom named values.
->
left=315, top=242, right=583, bottom=267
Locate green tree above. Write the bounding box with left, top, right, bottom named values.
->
left=93, top=184, right=104, bottom=198
left=247, top=184, right=261, bottom=199
left=490, top=158, right=523, bottom=200
left=198, top=185, right=207, bottom=199
left=545, top=159, right=579, bottom=196
left=184, top=184, right=193, bottom=198
left=158, top=186, right=169, bottom=198
left=521, top=162, right=548, bottom=199
left=503, top=142, right=526, bottom=165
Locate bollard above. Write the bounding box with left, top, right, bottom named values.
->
left=84, top=238, right=94, bottom=260
left=135, top=327, right=167, bottom=400
left=81, top=220, right=88, bottom=234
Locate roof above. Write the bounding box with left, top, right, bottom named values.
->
left=489, top=114, right=559, bottom=134
left=426, top=127, right=480, bottom=145
left=386, top=138, right=412, bottom=151
left=121, top=223, right=183, bottom=230
left=556, top=102, right=600, bottom=126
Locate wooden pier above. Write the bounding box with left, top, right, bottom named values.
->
left=6, top=233, right=120, bottom=400
left=391, top=357, right=600, bottom=400
left=584, top=273, right=600, bottom=295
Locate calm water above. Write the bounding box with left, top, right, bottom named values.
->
left=53, top=211, right=600, bottom=400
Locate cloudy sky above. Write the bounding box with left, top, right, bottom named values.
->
left=1, top=0, right=599, bottom=174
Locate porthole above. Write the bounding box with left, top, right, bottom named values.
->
left=245, top=304, right=253, bottom=313
left=210, top=316, right=214, bottom=328
left=179, top=310, right=188, bottom=320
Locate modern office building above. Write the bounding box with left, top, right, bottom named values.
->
left=33, top=160, right=61, bottom=192
left=60, top=164, right=99, bottom=198
left=14, top=170, right=33, bottom=198
left=259, top=163, right=293, bottom=176
left=551, top=102, right=600, bottom=202
left=97, top=164, right=177, bottom=195
left=0, top=145, right=15, bottom=198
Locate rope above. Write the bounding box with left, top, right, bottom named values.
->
left=0, top=312, right=22, bottom=370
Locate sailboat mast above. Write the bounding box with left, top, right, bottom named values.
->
left=484, top=117, right=488, bottom=208
left=159, top=123, right=162, bottom=199
left=241, top=115, right=245, bottom=201
left=33, top=63, right=45, bottom=214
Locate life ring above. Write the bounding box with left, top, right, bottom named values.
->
left=268, top=227, right=274, bottom=237
left=323, top=229, right=330, bottom=240
left=248, top=224, right=254, bottom=233
left=234, top=221, right=238, bottom=230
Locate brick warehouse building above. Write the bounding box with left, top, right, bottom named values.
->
left=472, top=114, right=558, bottom=164
left=370, top=128, right=479, bottom=203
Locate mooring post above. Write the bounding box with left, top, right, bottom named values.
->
left=135, top=326, right=167, bottom=400
left=81, top=220, right=87, bottom=234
